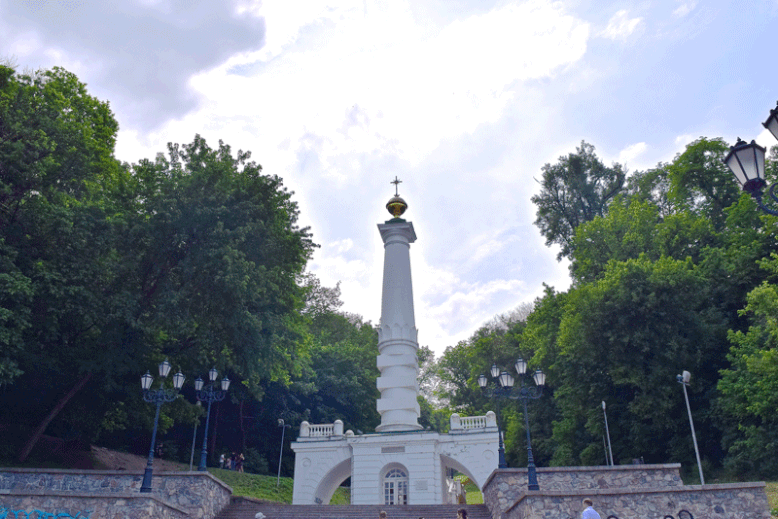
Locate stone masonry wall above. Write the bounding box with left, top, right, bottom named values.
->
left=0, top=469, right=232, bottom=519
left=504, top=484, right=770, bottom=519
left=481, top=465, right=770, bottom=519
left=482, top=464, right=683, bottom=516
left=0, top=492, right=187, bottom=519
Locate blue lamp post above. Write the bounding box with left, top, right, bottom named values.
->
left=478, top=358, right=546, bottom=491
left=140, top=360, right=185, bottom=493
left=195, top=368, right=230, bottom=471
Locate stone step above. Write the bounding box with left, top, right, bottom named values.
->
left=215, top=499, right=491, bottom=519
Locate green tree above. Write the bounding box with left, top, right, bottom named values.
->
left=550, top=256, right=727, bottom=467
left=119, top=135, right=315, bottom=386
left=0, top=65, right=317, bottom=461
left=0, top=65, right=121, bottom=388
left=571, top=197, right=717, bottom=283
left=531, top=141, right=626, bottom=260
left=666, top=137, right=741, bottom=232
left=718, top=255, right=778, bottom=478
left=294, top=310, right=381, bottom=431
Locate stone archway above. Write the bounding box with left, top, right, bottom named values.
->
left=440, top=454, right=480, bottom=489
left=314, top=457, right=352, bottom=505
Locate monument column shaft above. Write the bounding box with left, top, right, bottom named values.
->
left=376, top=221, right=422, bottom=432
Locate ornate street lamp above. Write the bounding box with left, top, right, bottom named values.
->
left=478, top=358, right=546, bottom=491
left=723, top=101, right=778, bottom=215
left=677, top=370, right=705, bottom=485
left=195, top=368, right=230, bottom=471
left=140, top=360, right=185, bottom=493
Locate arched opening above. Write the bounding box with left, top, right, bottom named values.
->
left=440, top=454, right=480, bottom=489
left=381, top=465, right=409, bottom=505
left=314, top=458, right=352, bottom=504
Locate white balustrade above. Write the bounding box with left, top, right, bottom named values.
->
left=449, top=411, right=498, bottom=431
left=460, top=416, right=486, bottom=429
left=298, top=420, right=345, bottom=438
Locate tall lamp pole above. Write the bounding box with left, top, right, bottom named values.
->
left=677, top=370, right=704, bottom=485
left=602, top=401, right=614, bottom=466
left=195, top=368, right=230, bottom=471
left=140, top=360, right=185, bottom=493
left=189, top=401, right=202, bottom=471
left=478, top=359, right=546, bottom=491
left=277, top=419, right=292, bottom=487
left=478, top=364, right=507, bottom=468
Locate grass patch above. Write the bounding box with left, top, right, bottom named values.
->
left=464, top=480, right=483, bottom=504
left=765, top=481, right=777, bottom=518
left=208, top=469, right=349, bottom=504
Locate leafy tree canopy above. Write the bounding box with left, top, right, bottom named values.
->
left=531, top=141, right=626, bottom=260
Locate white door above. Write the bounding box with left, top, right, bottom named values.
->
left=383, top=468, right=408, bottom=505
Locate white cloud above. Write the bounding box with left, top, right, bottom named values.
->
left=617, top=142, right=648, bottom=166
left=420, top=274, right=528, bottom=348
left=154, top=0, right=590, bottom=174
left=599, top=10, right=642, bottom=40
left=673, top=1, right=697, bottom=18
left=97, top=0, right=590, bottom=356
left=674, top=134, right=697, bottom=151
left=756, top=128, right=777, bottom=151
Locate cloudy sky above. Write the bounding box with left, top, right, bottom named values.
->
left=3, top=0, right=777, bottom=357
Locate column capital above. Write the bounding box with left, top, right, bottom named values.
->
left=378, top=221, right=417, bottom=244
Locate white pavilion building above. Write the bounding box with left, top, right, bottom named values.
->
left=291, top=187, right=498, bottom=505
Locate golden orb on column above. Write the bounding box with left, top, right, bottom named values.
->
left=386, top=195, right=408, bottom=218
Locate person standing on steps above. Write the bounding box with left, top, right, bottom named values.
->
left=457, top=509, right=468, bottom=519
left=379, top=510, right=387, bottom=519
left=581, top=498, right=601, bottom=519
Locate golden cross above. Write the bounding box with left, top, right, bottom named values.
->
left=391, top=176, right=402, bottom=196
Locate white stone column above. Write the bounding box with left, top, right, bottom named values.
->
left=376, top=220, right=422, bottom=432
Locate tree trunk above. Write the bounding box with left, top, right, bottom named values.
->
left=239, top=399, right=246, bottom=452
left=18, top=371, right=93, bottom=463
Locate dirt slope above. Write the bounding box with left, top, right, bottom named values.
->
left=90, top=446, right=190, bottom=472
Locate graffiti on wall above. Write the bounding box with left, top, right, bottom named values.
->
left=0, top=508, right=92, bottom=519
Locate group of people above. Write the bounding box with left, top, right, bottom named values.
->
left=219, top=452, right=244, bottom=472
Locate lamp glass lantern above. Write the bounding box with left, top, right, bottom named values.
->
left=515, top=358, right=528, bottom=375
left=173, top=371, right=185, bottom=390
left=498, top=371, right=514, bottom=388
left=221, top=376, right=231, bottom=391
left=195, top=377, right=204, bottom=391
left=141, top=371, right=153, bottom=390
left=490, top=364, right=500, bottom=378
left=159, top=359, right=172, bottom=378
left=209, top=367, right=218, bottom=382
left=725, top=138, right=767, bottom=194
left=764, top=102, right=778, bottom=141
left=533, top=370, right=546, bottom=387
left=477, top=374, right=488, bottom=388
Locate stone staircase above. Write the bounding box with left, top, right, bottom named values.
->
left=215, top=498, right=491, bottom=519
